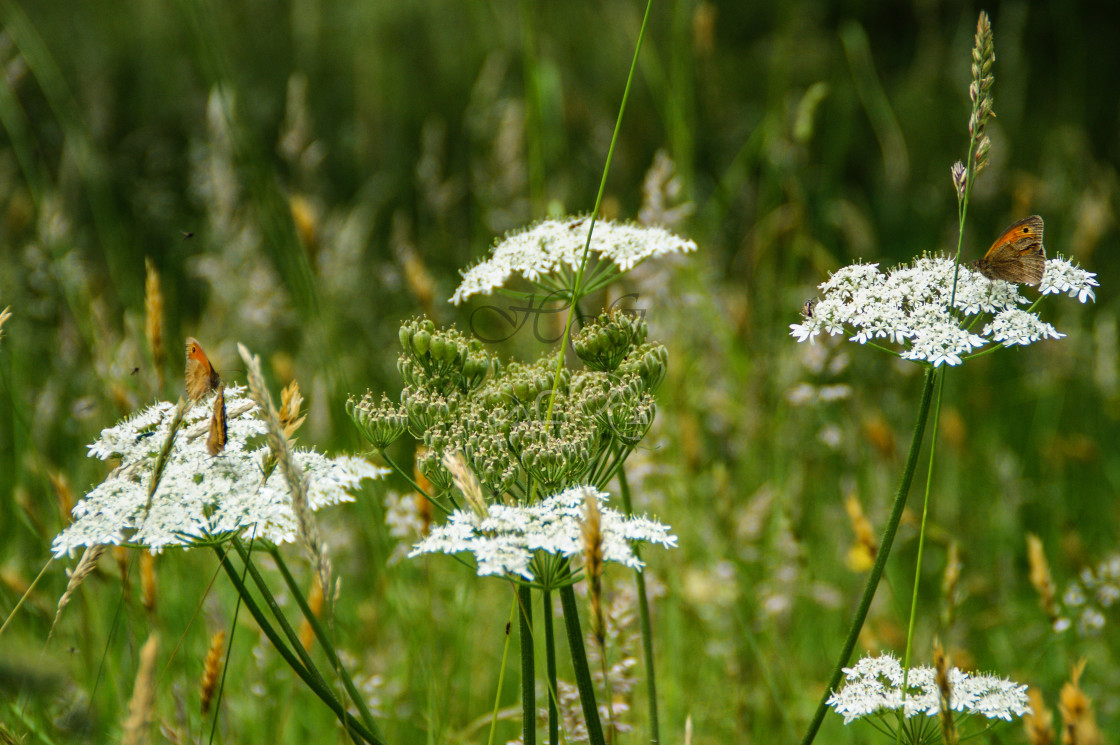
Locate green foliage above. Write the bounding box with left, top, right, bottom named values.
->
left=1, top=0, right=1118, bottom=743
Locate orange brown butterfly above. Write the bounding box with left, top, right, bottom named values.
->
left=185, top=338, right=221, bottom=401
left=972, top=215, right=1046, bottom=286
left=206, top=385, right=227, bottom=456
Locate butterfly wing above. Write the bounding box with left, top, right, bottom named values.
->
left=206, top=385, right=228, bottom=456
left=185, top=338, right=221, bottom=400
left=974, top=216, right=1046, bottom=285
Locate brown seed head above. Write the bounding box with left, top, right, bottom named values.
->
left=200, top=630, right=226, bottom=715
left=299, top=577, right=324, bottom=652
left=121, top=633, right=160, bottom=745
left=278, top=380, right=307, bottom=440
left=941, top=541, right=961, bottom=628
left=844, top=493, right=877, bottom=572
left=933, top=640, right=959, bottom=745
left=48, top=470, right=75, bottom=524
left=144, top=258, right=165, bottom=393
left=1024, top=687, right=1054, bottom=745
left=582, top=492, right=605, bottom=646
left=140, top=551, right=157, bottom=614
left=1059, top=660, right=1101, bottom=745
left=1026, top=534, right=1058, bottom=623
left=0, top=306, right=11, bottom=345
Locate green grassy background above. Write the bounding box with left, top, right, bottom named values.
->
left=0, top=0, right=1116, bottom=741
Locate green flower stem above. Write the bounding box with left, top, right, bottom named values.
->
left=896, top=368, right=947, bottom=745
left=230, top=539, right=327, bottom=690
left=212, top=545, right=382, bottom=745
left=267, top=546, right=384, bottom=742
left=543, top=589, right=559, bottom=745
left=616, top=464, right=660, bottom=744
left=518, top=583, right=537, bottom=745
left=209, top=543, right=249, bottom=745
left=559, top=582, right=606, bottom=745
left=488, top=600, right=517, bottom=745
left=377, top=448, right=453, bottom=514
left=797, top=364, right=936, bottom=745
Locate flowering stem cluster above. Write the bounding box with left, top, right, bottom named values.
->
left=798, top=13, right=1083, bottom=744
left=350, top=308, right=676, bottom=743
left=347, top=5, right=681, bottom=742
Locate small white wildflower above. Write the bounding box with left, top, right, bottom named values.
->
left=827, top=654, right=1031, bottom=726
left=818, top=384, right=853, bottom=402
left=450, top=217, right=697, bottom=304
left=1059, top=551, right=1120, bottom=637
left=384, top=491, right=427, bottom=564
left=786, top=383, right=817, bottom=406
left=1040, top=257, right=1098, bottom=303
left=52, top=386, right=387, bottom=556
left=983, top=309, right=1064, bottom=347
left=408, top=485, right=676, bottom=580
left=791, top=255, right=1096, bottom=366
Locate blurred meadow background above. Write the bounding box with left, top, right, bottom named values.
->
left=0, top=0, right=1117, bottom=742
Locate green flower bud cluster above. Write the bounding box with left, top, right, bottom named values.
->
left=346, top=391, right=407, bottom=449
left=424, top=403, right=523, bottom=497
left=401, top=386, right=462, bottom=439
left=415, top=446, right=454, bottom=494
left=618, top=342, right=668, bottom=393
left=477, top=353, right=571, bottom=408
left=349, top=317, right=666, bottom=507
left=507, top=410, right=598, bottom=493
left=572, top=310, right=648, bottom=372
left=604, top=377, right=656, bottom=445
left=398, top=317, right=500, bottom=393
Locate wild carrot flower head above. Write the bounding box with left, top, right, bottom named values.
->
left=827, top=654, right=1031, bottom=726
left=450, top=217, right=697, bottom=305
left=51, top=386, right=385, bottom=556
left=407, top=485, right=676, bottom=581
left=790, top=255, right=1097, bottom=367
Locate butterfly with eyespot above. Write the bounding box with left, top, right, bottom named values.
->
left=185, top=338, right=221, bottom=401
left=972, top=215, right=1046, bottom=286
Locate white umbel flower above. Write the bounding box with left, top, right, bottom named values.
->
left=450, top=217, right=697, bottom=305
left=52, top=386, right=386, bottom=556
left=408, top=485, right=677, bottom=579
left=826, top=654, right=1031, bottom=725
left=790, top=255, right=1097, bottom=366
